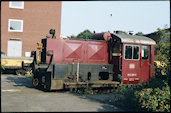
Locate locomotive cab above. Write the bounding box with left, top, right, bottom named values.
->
left=110, top=31, right=156, bottom=84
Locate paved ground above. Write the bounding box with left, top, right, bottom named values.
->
left=1, top=74, right=125, bottom=112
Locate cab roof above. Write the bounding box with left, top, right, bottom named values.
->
left=112, top=33, right=156, bottom=45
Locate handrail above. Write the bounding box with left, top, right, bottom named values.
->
left=72, top=59, right=80, bottom=82
left=119, top=56, right=122, bottom=71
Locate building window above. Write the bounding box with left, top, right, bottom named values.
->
left=124, top=45, right=140, bottom=60
left=9, top=1, right=24, bottom=9
left=8, top=19, right=23, bottom=32
left=25, top=52, right=31, bottom=57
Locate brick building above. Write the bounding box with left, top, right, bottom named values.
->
left=1, top=1, right=62, bottom=57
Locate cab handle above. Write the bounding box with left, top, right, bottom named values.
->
left=119, top=56, right=122, bottom=71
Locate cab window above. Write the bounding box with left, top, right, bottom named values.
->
left=142, top=46, right=149, bottom=60
left=112, top=43, right=121, bottom=56
left=125, top=45, right=139, bottom=60
left=133, top=46, right=139, bottom=59
left=125, top=46, right=132, bottom=59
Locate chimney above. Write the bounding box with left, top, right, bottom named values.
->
left=129, top=32, right=133, bottom=35
left=116, top=30, right=123, bottom=34
left=128, top=31, right=133, bottom=35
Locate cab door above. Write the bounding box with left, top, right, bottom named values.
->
left=140, top=45, right=150, bottom=82
left=122, top=44, right=140, bottom=83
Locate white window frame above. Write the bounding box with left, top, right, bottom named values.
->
left=124, top=44, right=140, bottom=61
left=8, top=19, right=23, bottom=32
left=9, top=1, right=24, bottom=9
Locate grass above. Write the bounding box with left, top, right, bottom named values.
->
left=25, top=74, right=33, bottom=78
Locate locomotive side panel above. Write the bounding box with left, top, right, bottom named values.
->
left=63, top=40, right=85, bottom=63
left=52, top=64, right=113, bottom=81
left=86, top=41, right=108, bottom=64
left=44, top=38, right=109, bottom=64
left=46, top=39, right=64, bottom=64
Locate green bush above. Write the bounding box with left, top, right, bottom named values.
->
left=25, top=74, right=33, bottom=78
left=134, top=84, right=170, bottom=112
left=113, top=76, right=170, bottom=112
left=1, top=64, right=5, bottom=73
left=113, top=84, right=139, bottom=109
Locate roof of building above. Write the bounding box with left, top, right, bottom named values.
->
left=60, top=34, right=68, bottom=39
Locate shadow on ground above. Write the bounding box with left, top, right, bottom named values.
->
left=68, top=90, right=136, bottom=112
left=69, top=92, right=126, bottom=112
left=6, top=76, right=34, bottom=88
left=5, top=75, right=70, bottom=92
left=97, top=104, right=122, bottom=112
left=4, top=75, right=130, bottom=111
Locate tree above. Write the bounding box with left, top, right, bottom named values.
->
left=135, top=32, right=144, bottom=36
left=68, top=35, right=77, bottom=39
left=155, top=25, right=170, bottom=84
left=77, top=29, right=93, bottom=39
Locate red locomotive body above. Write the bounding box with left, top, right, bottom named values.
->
left=31, top=30, right=156, bottom=91
left=43, top=39, right=108, bottom=64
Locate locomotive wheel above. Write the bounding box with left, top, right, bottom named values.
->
left=32, top=77, right=45, bottom=91
left=33, top=78, right=39, bottom=87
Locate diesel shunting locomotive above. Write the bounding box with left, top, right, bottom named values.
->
left=31, top=29, right=156, bottom=91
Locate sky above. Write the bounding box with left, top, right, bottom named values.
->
left=61, top=1, right=170, bottom=37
